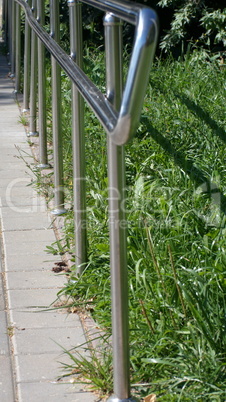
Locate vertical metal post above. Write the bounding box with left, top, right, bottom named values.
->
left=104, top=13, right=139, bottom=402
left=9, top=0, right=15, bottom=76
left=37, top=0, right=50, bottom=168
left=50, top=0, right=66, bottom=215
left=0, top=1, right=2, bottom=35
left=5, top=0, right=8, bottom=41
left=22, top=0, right=31, bottom=112
left=7, top=0, right=11, bottom=58
left=15, top=2, right=21, bottom=92
left=28, top=0, right=38, bottom=136
left=3, top=0, right=8, bottom=44
left=68, top=0, right=87, bottom=274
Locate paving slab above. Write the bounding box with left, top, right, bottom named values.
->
left=0, top=183, right=46, bottom=210
left=12, top=325, right=85, bottom=355
left=18, top=382, right=93, bottom=402
left=0, top=157, right=26, bottom=166
left=3, top=228, right=55, bottom=244
left=0, top=177, right=33, bottom=189
left=15, top=353, right=73, bottom=382
left=1, top=208, right=52, bottom=231
left=0, top=355, right=15, bottom=402
left=7, top=288, right=63, bottom=310
left=0, top=193, right=45, bottom=209
left=9, top=310, right=76, bottom=329
left=0, top=169, right=32, bottom=180
left=4, top=253, right=59, bottom=272
left=6, top=269, right=67, bottom=290
left=3, top=236, right=54, bottom=257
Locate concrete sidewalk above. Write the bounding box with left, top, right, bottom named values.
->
left=0, top=52, right=96, bottom=401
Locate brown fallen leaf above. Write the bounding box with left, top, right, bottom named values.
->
left=52, top=266, right=64, bottom=273
left=52, top=261, right=71, bottom=273
left=54, top=261, right=67, bottom=267
left=143, top=394, right=157, bottom=402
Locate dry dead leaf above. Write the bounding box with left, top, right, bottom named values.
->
left=143, top=394, right=157, bottom=402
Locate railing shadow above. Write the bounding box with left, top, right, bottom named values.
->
left=175, top=93, right=226, bottom=144
left=141, top=118, right=226, bottom=220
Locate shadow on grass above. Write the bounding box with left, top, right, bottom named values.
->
left=142, top=118, right=226, bottom=218
left=176, top=93, right=226, bottom=144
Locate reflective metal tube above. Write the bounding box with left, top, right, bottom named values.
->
left=50, top=0, right=66, bottom=215
left=37, top=0, right=49, bottom=168
left=28, top=0, right=38, bottom=136
left=82, top=0, right=137, bottom=24
left=15, top=2, right=21, bottom=92
left=68, top=0, right=87, bottom=273
left=105, top=15, right=128, bottom=398
left=22, top=2, right=31, bottom=112
left=7, top=0, right=12, bottom=63
left=10, top=0, right=16, bottom=76
left=3, top=0, right=8, bottom=44
left=105, top=13, right=139, bottom=402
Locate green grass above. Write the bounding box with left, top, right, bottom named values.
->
left=42, top=49, right=226, bottom=401
left=59, top=335, right=114, bottom=398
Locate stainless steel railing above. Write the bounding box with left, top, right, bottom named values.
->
left=2, top=1, right=158, bottom=401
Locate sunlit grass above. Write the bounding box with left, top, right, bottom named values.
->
left=43, top=50, right=226, bottom=401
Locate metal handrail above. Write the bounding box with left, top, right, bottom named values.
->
left=15, top=0, right=158, bottom=145
left=3, top=1, right=158, bottom=401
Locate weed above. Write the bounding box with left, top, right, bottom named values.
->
left=59, top=336, right=113, bottom=398
left=16, top=145, right=54, bottom=203
left=7, top=326, right=14, bottom=337
left=18, top=115, right=29, bottom=127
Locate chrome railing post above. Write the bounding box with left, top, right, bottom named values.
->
left=50, top=0, right=66, bottom=215
left=7, top=0, right=11, bottom=60
left=0, top=0, right=3, bottom=35
left=68, top=0, right=87, bottom=274
left=22, top=0, right=31, bottom=112
left=2, top=0, right=7, bottom=42
left=7, top=0, right=11, bottom=59
left=37, top=0, right=50, bottom=168
left=28, top=0, right=38, bottom=135
left=9, top=0, right=16, bottom=76
left=0, top=2, right=1, bottom=34
left=104, top=13, right=139, bottom=402
left=15, top=1, right=21, bottom=92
